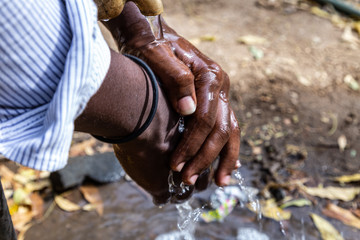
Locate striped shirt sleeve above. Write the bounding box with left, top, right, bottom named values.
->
left=0, top=0, right=111, bottom=171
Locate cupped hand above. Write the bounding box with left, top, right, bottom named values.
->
left=104, top=2, right=241, bottom=187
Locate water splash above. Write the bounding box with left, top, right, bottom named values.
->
left=208, top=92, right=214, bottom=101
left=178, top=116, right=185, bottom=133
left=176, top=201, right=202, bottom=237
left=168, top=170, right=190, bottom=196
left=233, top=169, right=262, bottom=223
left=146, top=15, right=164, bottom=40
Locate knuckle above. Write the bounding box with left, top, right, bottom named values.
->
left=171, top=70, right=194, bottom=87
left=208, top=62, right=222, bottom=75
left=199, top=117, right=215, bottom=133
left=217, top=124, right=231, bottom=141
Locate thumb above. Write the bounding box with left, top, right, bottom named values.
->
left=140, top=42, right=197, bottom=115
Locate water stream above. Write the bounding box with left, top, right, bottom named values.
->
left=146, top=15, right=298, bottom=240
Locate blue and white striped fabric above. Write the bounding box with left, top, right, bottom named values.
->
left=0, top=0, right=111, bottom=171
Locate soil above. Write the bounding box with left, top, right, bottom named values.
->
left=15, top=0, right=360, bottom=239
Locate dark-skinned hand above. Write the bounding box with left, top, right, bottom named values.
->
left=104, top=2, right=241, bottom=188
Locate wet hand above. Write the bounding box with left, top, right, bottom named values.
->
left=141, top=17, right=241, bottom=186
left=105, top=2, right=241, bottom=187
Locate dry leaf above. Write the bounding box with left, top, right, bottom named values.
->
left=248, top=199, right=291, bottom=221
left=300, top=185, right=360, bottom=201
left=353, top=209, right=360, bottom=218
left=344, top=75, right=359, bottom=91
left=13, top=168, right=37, bottom=185
left=337, top=135, right=347, bottom=152
left=280, top=198, right=312, bottom=209
left=82, top=203, right=98, bottom=212
left=13, top=188, right=31, bottom=205
left=55, top=195, right=81, bottom=212
left=69, top=138, right=96, bottom=157
left=4, top=189, right=13, bottom=200
left=342, top=26, right=360, bottom=46
left=11, top=206, right=33, bottom=231
left=200, top=35, right=216, bottom=42
left=30, top=193, right=44, bottom=219
left=310, top=7, right=330, bottom=19
left=97, top=143, right=113, bottom=153
left=8, top=201, right=19, bottom=216
left=0, top=165, right=15, bottom=181
left=310, top=213, right=344, bottom=240
left=25, top=179, right=51, bottom=192
left=80, top=185, right=103, bottom=216
left=334, top=173, right=360, bottom=183
left=237, top=35, right=268, bottom=45
left=354, top=21, right=360, bottom=35
left=323, top=203, right=360, bottom=230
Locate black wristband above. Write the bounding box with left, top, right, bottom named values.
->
left=92, top=54, right=159, bottom=144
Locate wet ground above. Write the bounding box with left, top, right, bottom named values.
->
left=3, top=0, right=360, bottom=239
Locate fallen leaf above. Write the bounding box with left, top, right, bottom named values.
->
left=79, top=185, right=103, bottom=216
left=4, top=189, right=13, bottom=201
left=82, top=203, right=98, bottom=212
left=30, top=193, right=44, bottom=219
left=334, top=173, right=360, bottom=183
left=0, top=165, right=15, bottom=181
left=300, top=185, right=360, bottom=201
left=25, top=179, right=51, bottom=192
left=280, top=198, right=312, bottom=209
left=285, top=144, right=308, bottom=160
left=344, top=74, right=359, bottom=91
left=8, top=201, right=19, bottom=216
left=323, top=203, right=360, bottom=229
left=342, top=26, right=360, bottom=46
left=54, top=195, right=81, bottom=212
left=200, top=35, right=216, bottom=42
left=13, top=188, right=31, bottom=205
left=248, top=199, right=291, bottom=221
left=249, top=46, right=264, bottom=60
left=297, top=75, right=311, bottom=86
left=353, top=209, right=360, bottom=218
left=237, top=35, right=268, bottom=45
left=97, top=143, right=113, bottom=153
left=310, top=7, right=330, bottom=19
left=337, top=135, right=347, bottom=152
left=310, top=213, right=344, bottom=240
left=11, top=206, right=33, bottom=231
left=13, top=168, right=37, bottom=185
left=69, top=138, right=96, bottom=157
left=252, top=146, right=262, bottom=155
left=354, top=21, right=360, bottom=35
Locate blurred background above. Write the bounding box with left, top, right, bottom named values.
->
left=1, top=0, right=360, bottom=239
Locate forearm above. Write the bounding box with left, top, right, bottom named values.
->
left=74, top=49, right=178, bottom=141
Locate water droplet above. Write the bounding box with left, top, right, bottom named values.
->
left=208, top=92, right=214, bottom=101
left=178, top=116, right=185, bottom=133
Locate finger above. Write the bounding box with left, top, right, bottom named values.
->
left=170, top=66, right=224, bottom=172
left=215, top=110, right=241, bottom=186
left=194, top=165, right=214, bottom=192
left=180, top=98, right=231, bottom=185
left=170, top=86, right=220, bottom=172
left=140, top=42, right=197, bottom=115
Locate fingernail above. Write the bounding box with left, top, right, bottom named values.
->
left=178, top=96, right=196, bottom=115
left=235, top=160, right=241, bottom=169
left=189, top=174, right=199, bottom=185
left=174, top=162, right=185, bottom=172
left=222, top=175, right=231, bottom=186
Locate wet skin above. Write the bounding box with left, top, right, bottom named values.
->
left=104, top=2, right=241, bottom=188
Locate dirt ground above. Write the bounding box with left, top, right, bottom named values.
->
left=4, top=0, right=360, bottom=239
left=154, top=0, right=360, bottom=238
